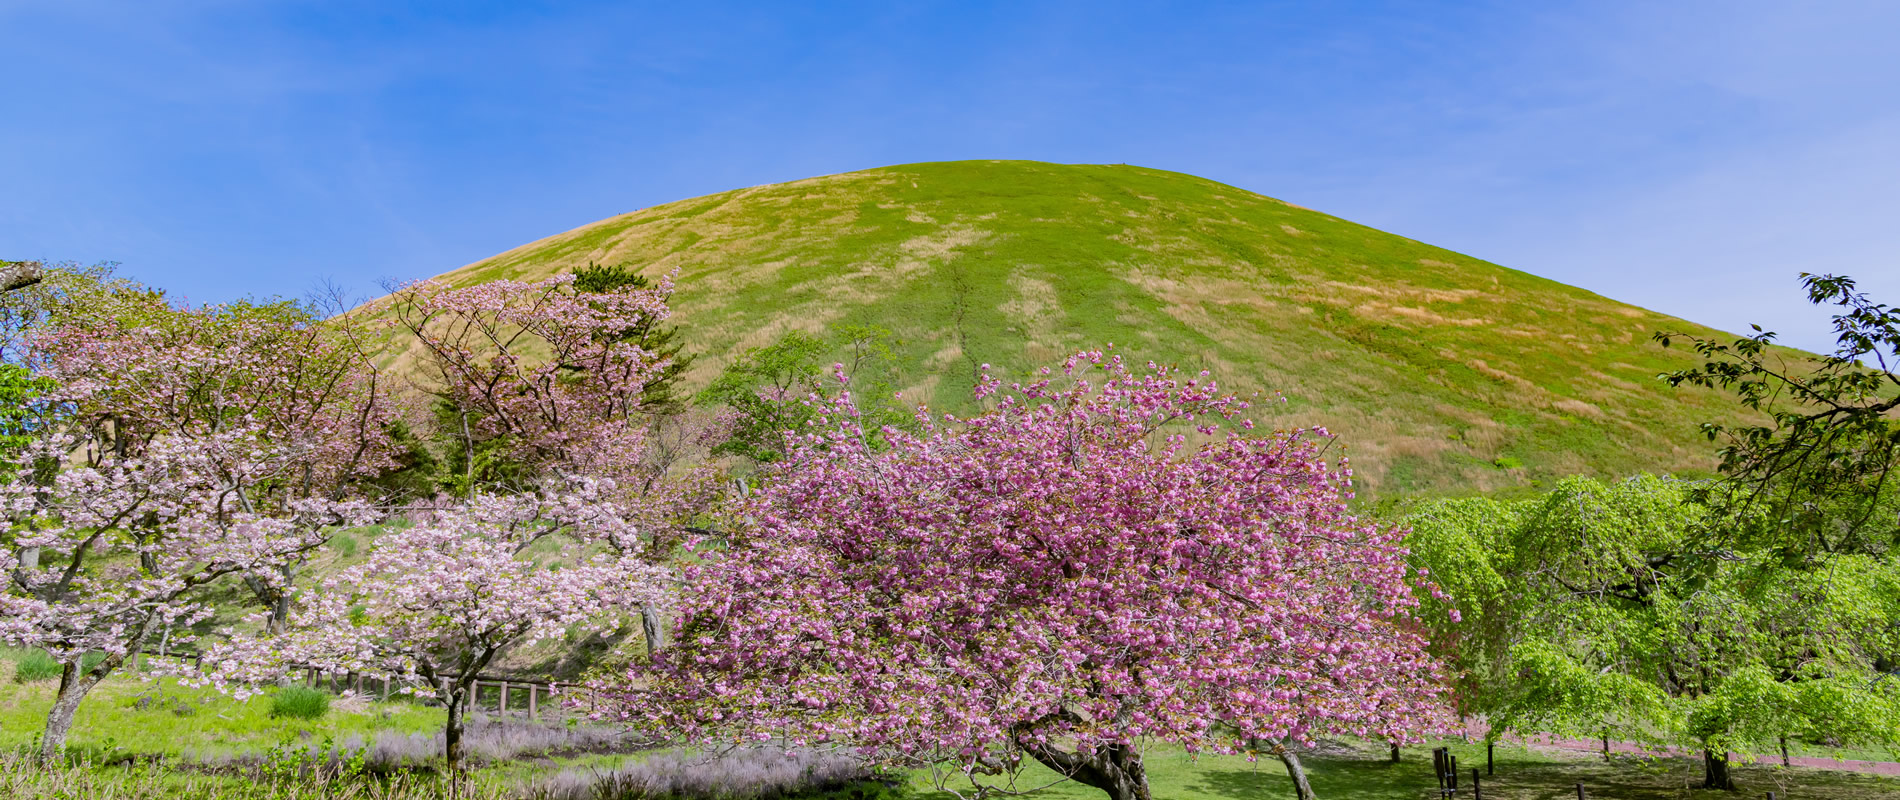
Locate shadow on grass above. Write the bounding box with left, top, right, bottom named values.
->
left=1191, top=753, right=1900, bottom=800
left=1190, top=757, right=1425, bottom=800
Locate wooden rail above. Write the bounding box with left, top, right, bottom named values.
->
left=129, top=648, right=597, bottom=719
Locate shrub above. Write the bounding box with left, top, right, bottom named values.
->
left=269, top=686, right=331, bottom=720
left=12, top=650, right=63, bottom=683
left=354, top=715, right=630, bottom=765
left=1, top=749, right=519, bottom=799
left=536, top=746, right=901, bottom=800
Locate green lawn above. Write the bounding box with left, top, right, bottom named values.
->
left=7, top=649, right=1896, bottom=799
left=910, top=739, right=1900, bottom=799
left=0, top=652, right=446, bottom=758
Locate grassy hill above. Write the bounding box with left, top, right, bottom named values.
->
left=401, top=160, right=1751, bottom=494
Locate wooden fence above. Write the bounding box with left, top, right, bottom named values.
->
left=129, top=649, right=599, bottom=720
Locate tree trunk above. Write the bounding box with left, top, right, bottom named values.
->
left=40, top=658, right=110, bottom=760
left=1020, top=740, right=1151, bottom=800
left=444, top=682, right=469, bottom=773
left=245, top=564, right=298, bottom=634
left=459, top=411, right=475, bottom=494
left=641, top=605, right=667, bottom=654
left=269, top=564, right=294, bottom=634
left=1278, top=746, right=1319, bottom=800
left=1702, top=748, right=1736, bottom=790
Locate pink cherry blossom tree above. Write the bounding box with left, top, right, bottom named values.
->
left=21, top=299, right=399, bottom=631
left=607, top=353, right=1451, bottom=800
left=384, top=273, right=720, bottom=651
left=194, top=493, right=670, bottom=773
left=1, top=429, right=376, bottom=760
left=384, top=273, right=677, bottom=487
left=1, top=301, right=394, bottom=759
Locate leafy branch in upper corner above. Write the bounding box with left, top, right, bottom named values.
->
left=1654, top=273, right=1900, bottom=555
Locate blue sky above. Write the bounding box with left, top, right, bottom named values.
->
left=2, top=0, right=1896, bottom=354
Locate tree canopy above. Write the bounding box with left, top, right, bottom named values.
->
left=616, top=353, right=1450, bottom=800
left=1405, top=475, right=1900, bottom=789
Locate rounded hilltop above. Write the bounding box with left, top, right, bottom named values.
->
left=391, top=159, right=1740, bottom=493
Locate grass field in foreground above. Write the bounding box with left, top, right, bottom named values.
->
left=910, top=739, right=1900, bottom=799
left=0, top=656, right=445, bottom=759
left=7, top=649, right=1897, bottom=799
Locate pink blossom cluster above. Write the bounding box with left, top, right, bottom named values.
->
left=26, top=303, right=399, bottom=496
left=2, top=301, right=395, bottom=666
left=190, top=495, right=671, bottom=699
left=385, top=274, right=677, bottom=483
left=0, top=428, right=378, bottom=663
left=608, top=352, right=1450, bottom=777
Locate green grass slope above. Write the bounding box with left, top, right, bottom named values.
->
left=414, top=160, right=1749, bottom=494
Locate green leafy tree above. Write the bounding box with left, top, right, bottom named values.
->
left=1405, top=475, right=1900, bottom=790
left=1655, top=272, right=1900, bottom=556
left=696, top=324, right=912, bottom=462
left=360, top=419, right=445, bottom=502
left=427, top=399, right=539, bottom=497
left=0, top=364, right=50, bottom=481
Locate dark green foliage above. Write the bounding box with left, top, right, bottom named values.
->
left=1657, top=272, right=1900, bottom=555
left=697, top=325, right=913, bottom=462
left=572, top=262, right=696, bottom=413
left=430, top=400, right=536, bottom=497
left=268, top=687, right=331, bottom=721
left=362, top=421, right=444, bottom=502
left=370, top=403, right=532, bottom=500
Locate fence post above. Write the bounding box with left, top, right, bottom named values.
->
left=528, top=684, right=537, bottom=719
left=1487, top=741, right=1494, bottom=776
left=499, top=681, right=509, bottom=715
left=381, top=676, right=391, bottom=702
left=1575, top=783, right=1586, bottom=799
left=1471, top=768, right=1481, bottom=800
